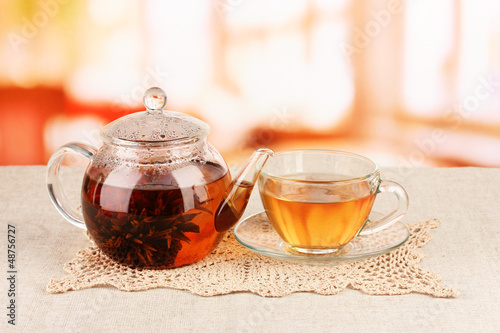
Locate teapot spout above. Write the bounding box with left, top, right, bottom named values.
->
left=214, top=148, right=274, bottom=233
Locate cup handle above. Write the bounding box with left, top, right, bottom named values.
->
left=46, top=142, right=97, bottom=229
left=358, top=180, right=409, bottom=236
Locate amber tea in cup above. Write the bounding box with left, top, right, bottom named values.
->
left=258, top=150, right=408, bottom=254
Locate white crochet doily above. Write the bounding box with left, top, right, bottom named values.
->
left=47, top=219, right=458, bottom=298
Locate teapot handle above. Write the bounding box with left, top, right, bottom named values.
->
left=46, top=142, right=97, bottom=229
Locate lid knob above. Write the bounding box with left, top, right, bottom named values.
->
left=143, top=87, right=167, bottom=112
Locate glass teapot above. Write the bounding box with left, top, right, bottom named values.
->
left=47, top=87, right=272, bottom=269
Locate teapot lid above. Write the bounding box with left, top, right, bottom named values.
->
left=101, top=87, right=210, bottom=146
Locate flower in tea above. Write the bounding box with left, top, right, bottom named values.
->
left=82, top=177, right=215, bottom=269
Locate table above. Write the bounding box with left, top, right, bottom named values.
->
left=1, top=166, right=499, bottom=332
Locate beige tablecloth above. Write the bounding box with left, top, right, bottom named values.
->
left=1, top=166, right=499, bottom=332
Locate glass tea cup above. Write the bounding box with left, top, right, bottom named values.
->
left=257, top=150, right=408, bottom=255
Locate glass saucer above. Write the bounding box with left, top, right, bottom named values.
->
left=234, top=211, right=410, bottom=265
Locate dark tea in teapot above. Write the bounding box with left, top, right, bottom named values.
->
left=81, top=161, right=230, bottom=269
left=47, top=87, right=272, bottom=269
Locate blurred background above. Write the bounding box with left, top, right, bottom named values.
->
left=1, top=0, right=500, bottom=167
